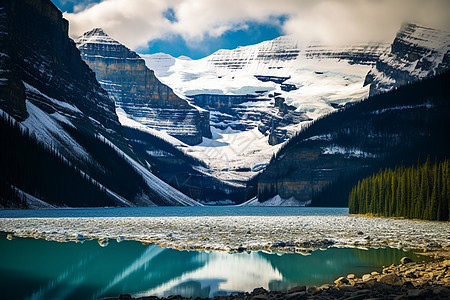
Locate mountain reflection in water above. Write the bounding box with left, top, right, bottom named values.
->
left=0, top=235, right=425, bottom=300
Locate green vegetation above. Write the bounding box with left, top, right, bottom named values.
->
left=348, top=158, right=450, bottom=221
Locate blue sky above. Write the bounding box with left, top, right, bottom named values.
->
left=51, top=0, right=285, bottom=59
left=52, top=0, right=450, bottom=60
left=141, top=19, right=285, bottom=59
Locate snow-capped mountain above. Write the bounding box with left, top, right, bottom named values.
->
left=143, top=36, right=388, bottom=112
left=141, top=37, right=389, bottom=182
left=76, top=28, right=211, bottom=145
left=365, top=23, right=450, bottom=95
left=0, top=0, right=200, bottom=207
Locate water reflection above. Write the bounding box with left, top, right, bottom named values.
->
left=0, top=235, right=426, bottom=300
left=136, top=252, right=283, bottom=298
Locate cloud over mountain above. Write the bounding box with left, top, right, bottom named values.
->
left=64, top=0, right=450, bottom=52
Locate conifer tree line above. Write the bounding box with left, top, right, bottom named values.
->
left=348, top=158, right=450, bottom=221
left=0, top=113, right=115, bottom=207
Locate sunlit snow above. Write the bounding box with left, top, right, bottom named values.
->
left=139, top=36, right=388, bottom=179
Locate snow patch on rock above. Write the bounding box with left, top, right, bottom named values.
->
left=239, top=195, right=312, bottom=207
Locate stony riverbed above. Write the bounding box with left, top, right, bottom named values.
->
left=0, top=215, right=449, bottom=253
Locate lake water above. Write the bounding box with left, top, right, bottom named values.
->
left=0, top=207, right=428, bottom=299
left=0, top=206, right=348, bottom=218
left=0, top=234, right=426, bottom=300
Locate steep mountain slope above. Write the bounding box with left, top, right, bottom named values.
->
left=76, top=28, right=211, bottom=145
left=365, top=23, right=450, bottom=96
left=0, top=0, right=199, bottom=207
left=0, top=114, right=129, bottom=208
left=142, top=37, right=389, bottom=183
left=257, top=71, right=450, bottom=206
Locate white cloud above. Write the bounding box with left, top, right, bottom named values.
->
left=64, top=0, right=450, bottom=50
left=65, top=0, right=174, bottom=48
left=283, top=0, right=450, bottom=45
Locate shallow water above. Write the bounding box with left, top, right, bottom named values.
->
left=0, top=233, right=426, bottom=300
left=0, top=206, right=348, bottom=218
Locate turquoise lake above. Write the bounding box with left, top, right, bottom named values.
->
left=0, top=206, right=348, bottom=218
left=0, top=207, right=427, bottom=299
left=0, top=234, right=425, bottom=300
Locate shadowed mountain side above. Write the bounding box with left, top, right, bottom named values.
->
left=0, top=0, right=200, bottom=207
left=258, top=71, right=450, bottom=206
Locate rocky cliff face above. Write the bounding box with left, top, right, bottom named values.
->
left=0, top=0, right=200, bottom=207
left=258, top=145, right=362, bottom=202
left=365, top=23, right=450, bottom=96
left=188, top=93, right=310, bottom=140
left=76, top=28, right=211, bottom=145
left=0, top=0, right=119, bottom=129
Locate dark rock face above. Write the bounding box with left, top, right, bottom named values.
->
left=0, top=0, right=119, bottom=129
left=280, top=83, right=298, bottom=92
left=0, top=0, right=200, bottom=207
left=258, top=145, right=362, bottom=202
left=190, top=94, right=260, bottom=109
left=254, top=75, right=291, bottom=84
left=366, top=23, right=450, bottom=96
left=76, top=28, right=211, bottom=145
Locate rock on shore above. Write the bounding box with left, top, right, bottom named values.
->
left=102, top=257, right=450, bottom=300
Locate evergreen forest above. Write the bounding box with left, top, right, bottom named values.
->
left=348, top=158, right=450, bottom=221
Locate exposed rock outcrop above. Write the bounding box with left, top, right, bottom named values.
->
left=189, top=93, right=310, bottom=144
left=365, top=23, right=450, bottom=96
left=76, top=28, right=211, bottom=145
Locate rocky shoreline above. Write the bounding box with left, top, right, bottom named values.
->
left=104, top=253, right=450, bottom=300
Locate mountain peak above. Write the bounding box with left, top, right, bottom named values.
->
left=76, top=28, right=140, bottom=59
left=76, top=27, right=124, bottom=48
left=85, top=27, right=108, bottom=37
